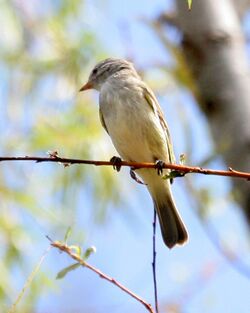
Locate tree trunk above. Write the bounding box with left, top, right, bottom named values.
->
left=175, top=0, right=250, bottom=222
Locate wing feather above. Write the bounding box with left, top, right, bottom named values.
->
left=99, top=107, right=109, bottom=134
left=142, top=86, right=176, bottom=164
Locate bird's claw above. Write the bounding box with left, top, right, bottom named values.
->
left=155, top=160, right=165, bottom=175
left=130, top=168, right=146, bottom=185
left=110, top=156, right=122, bottom=172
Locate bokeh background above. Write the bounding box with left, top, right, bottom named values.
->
left=1, top=1, right=250, bottom=312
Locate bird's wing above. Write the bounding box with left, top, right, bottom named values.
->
left=142, top=85, right=176, bottom=164
left=99, top=107, right=109, bottom=134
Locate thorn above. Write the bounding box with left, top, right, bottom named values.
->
left=47, top=150, right=59, bottom=158
left=46, top=235, right=53, bottom=242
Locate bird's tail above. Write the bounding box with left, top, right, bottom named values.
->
left=150, top=180, right=188, bottom=248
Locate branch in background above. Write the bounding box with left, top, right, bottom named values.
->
left=50, top=240, right=154, bottom=313
left=0, top=155, right=250, bottom=180
left=8, top=247, right=52, bottom=313
left=173, top=0, right=250, bottom=224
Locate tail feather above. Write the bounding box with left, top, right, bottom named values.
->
left=136, top=169, right=188, bottom=248
left=154, top=197, right=188, bottom=248
left=151, top=182, right=188, bottom=248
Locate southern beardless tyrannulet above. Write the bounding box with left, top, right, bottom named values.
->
left=80, top=58, right=188, bottom=248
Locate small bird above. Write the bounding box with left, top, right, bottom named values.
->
left=80, top=58, right=188, bottom=248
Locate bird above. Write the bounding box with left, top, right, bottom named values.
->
left=79, top=58, right=188, bottom=248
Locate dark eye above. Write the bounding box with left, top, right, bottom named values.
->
left=92, top=68, right=98, bottom=75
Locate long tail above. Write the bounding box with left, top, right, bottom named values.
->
left=150, top=179, right=188, bottom=248
left=136, top=168, right=188, bottom=248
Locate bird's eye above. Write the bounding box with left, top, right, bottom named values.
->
left=92, top=68, right=98, bottom=75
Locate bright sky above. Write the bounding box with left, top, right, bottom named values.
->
left=2, top=1, right=249, bottom=313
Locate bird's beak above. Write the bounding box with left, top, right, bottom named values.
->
left=79, top=81, right=93, bottom=92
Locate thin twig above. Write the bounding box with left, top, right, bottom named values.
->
left=7, top=246, right=51, bottom=313
left=152, top=208, right=159, bottom=313
left=0, top=155, right=250, bottom=180
left=51, top=241, right=154, bottom=313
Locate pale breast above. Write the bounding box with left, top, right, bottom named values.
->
left=99, top=79, right=170, bottom=163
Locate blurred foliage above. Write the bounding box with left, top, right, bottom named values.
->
left=1, top=1, right=249, bottom=312
left=187, top=0, right=192, bottom=10
left=0, top=1, right=122, bottom=311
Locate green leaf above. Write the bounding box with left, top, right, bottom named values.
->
left=69, top=245, right=82, bottom=256
left=83, top=246, right=96, bottom=260
left=163, top=170, right=185, bottom=180
left=56, top=263, right=80, bottom=280
left=187, top=0, right=192, bottom=10
left=63, top=227, right=72, bottom=243
left=179, top=153, right=186, bottom=165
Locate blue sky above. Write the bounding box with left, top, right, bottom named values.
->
left=2, top=1, right=250, bottom=313
left=37, top=2, right=250, bottom=313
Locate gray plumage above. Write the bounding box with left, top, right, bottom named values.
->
left=80, top=58, right=188, bottom=248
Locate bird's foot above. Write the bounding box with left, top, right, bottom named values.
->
left=130, top=168, right=146, bottom=185
left=110, top=156, right=122, bottom=172
left=155, top=160, right=165, bottom=175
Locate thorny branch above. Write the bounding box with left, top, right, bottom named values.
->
left=50, top=240, right=154, bottom=313
left=0, top=155, right=250, bottom=180
left=2, top=153, right=250, bottom=312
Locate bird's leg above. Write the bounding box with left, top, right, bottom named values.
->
left=155, top=160, right=175, bottom=183
left=130, top=168, right=146, bottom=185
left=110, top=156, right=122, bottom=172
left=155, top=160, right=165, bottom=176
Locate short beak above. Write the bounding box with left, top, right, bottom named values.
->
left=79, top=81, right=93, bottom=92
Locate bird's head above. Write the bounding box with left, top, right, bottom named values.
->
left=79, top=58, right=138, bottom=91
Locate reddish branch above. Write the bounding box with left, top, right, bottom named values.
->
left=51, top=241, right=154, bottom=313
left=0, top=155, right=250, bottom=180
